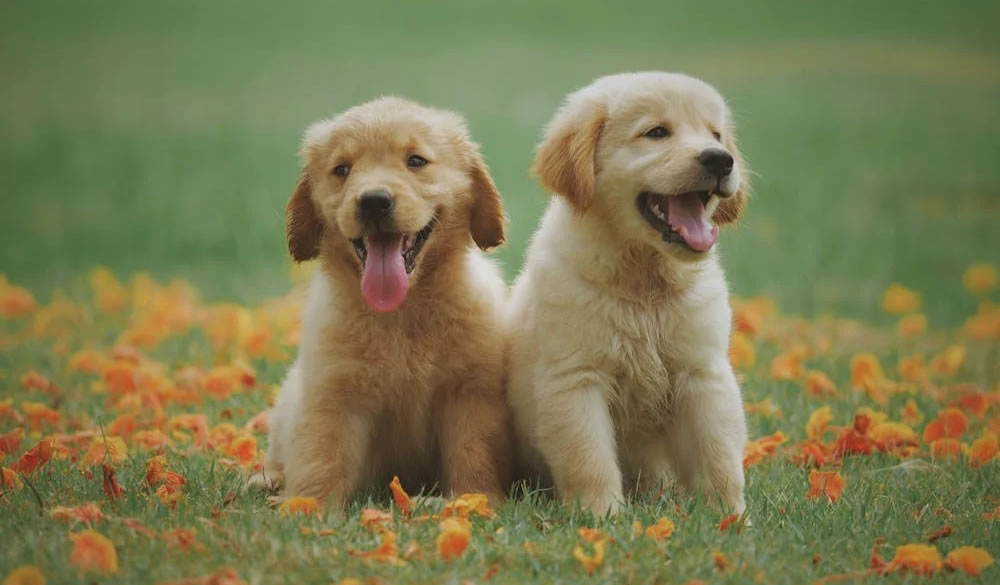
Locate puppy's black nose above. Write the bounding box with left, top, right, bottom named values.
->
left=698, top=148, right=734, bottom=178
left=358, top=190, right=394, bottom=223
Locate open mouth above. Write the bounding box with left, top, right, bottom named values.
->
left=351, top=218, right=435, bottom=275
left=350, top=217, right=435, bottom=313
left=637, top=191, right=718, bottom=253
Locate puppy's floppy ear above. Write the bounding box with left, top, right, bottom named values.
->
left=286, top=173, right=324, bottom=261
left=713, top=131, right=749, bottom=225
left=532, top=96, right=606, bottom=211
left=467, top=149, right=506, bottom=250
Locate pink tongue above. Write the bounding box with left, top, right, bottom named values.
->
left=360, top=234, right=409, bottom=312
left=667, top=193, right=718, bottom=252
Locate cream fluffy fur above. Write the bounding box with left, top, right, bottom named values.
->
left=251, top=98, right=511, bottom=508
left=507, top=72, right=749, bottom=516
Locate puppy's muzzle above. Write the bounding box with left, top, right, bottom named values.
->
left=358, top=189, right=395, bottom=229
left=697, top=148, right=734, bottom=185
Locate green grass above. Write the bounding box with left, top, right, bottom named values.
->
left=2, top=1, right=1000, bottom=583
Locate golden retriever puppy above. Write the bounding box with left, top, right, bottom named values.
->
left=250, top=97, right=511, bottom=508
left=507, top=72, right=749, bottom=516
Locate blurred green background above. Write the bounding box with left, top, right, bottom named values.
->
left=3, top=0, right=998, bottom=324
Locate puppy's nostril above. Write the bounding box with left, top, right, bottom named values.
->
left=697, top=148, right=734, bottom=178
left=358, top=190, right=394, bottom=222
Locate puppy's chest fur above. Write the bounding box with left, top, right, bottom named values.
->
left=597, top=287, right=721, bottom=432
left=302, top=270, right=501, bottom=485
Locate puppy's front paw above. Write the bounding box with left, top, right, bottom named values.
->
left=706, top=465, right=745, bottom=515
left=579, top=490, right=622, bottom=517
left=247, top=470, right=284, bottom=493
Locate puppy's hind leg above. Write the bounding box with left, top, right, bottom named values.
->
left=439, top=385, right=511, bottom=506
left=283, top=376, right=375, bottom=510
left=536, top=370, right=623, bottom=517
left=248, top=361, right=304, bottom=493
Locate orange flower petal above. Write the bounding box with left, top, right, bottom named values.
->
left=225, top=434, right=258, bottom=465
left=922, top=407, right=968, bottom=443
left=881, top=283, right=921, bottom=314
left=11, top=439, right=53, bottom=474
left=869, top=421, right=919, bottom=451
left=2, top=566, right=45, bottom=585
left=81, top=436, right=128, bottom=466
left=577, top=527, right=605, bottom=543
left=850, top=353, right=884, bottom=389
left=885, top=543, right=941, bottom=575
left=712, top=550, right=728, bottom=571
left=968, top=431, right=998, bottom=467
left=645, top=517, right=675, bottom=540
left=896, top=313, right=927, bottom=338
left=437, top=517, right=471, bottom=561
left=806, top=470, right=845, bottom=502
left=719, top=514, right=740, bottom=532
left=162, top=528, right=204, bottom=552
left=0, top=428, right=24, bottom=456
left=945, top=546, right=994, bottom=576
left=389, top=476, right=414, bottom=516
left=360, top=508, right=392, bottom=530
left=930, top=438, right=962, bottom=460
left=930, top=345, right=966, bottom=376
left=728, top=332, right=756, bottom=370
left=742, top=431, right=787, bottom=468
left=348, top=530, right=403, bottom=565
left=2, top=467, right=22, bottom=490
left=102, top=464, right=126, bottom=501
left=770, top=352, right=805, bottom=381
left=806, top=406, right=832, bottom=441
left=50, top=503, right=104, bottom=525
left=69, top=530, right=119, bottom=573
left=572, top=537, right=607, bottom=575
left=279, top=496, right=319, bottom=517
left=442, top=493, right=495, bottom=519
left=804, top=370, right=836, bottom=397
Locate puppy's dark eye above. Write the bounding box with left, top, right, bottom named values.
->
left=407, top=154, right=429, bottom=169
left=643, top=126, right=671, bottom=139
left=712, top=131, right=722, bottom=141
left=332, top=163, right=351, bottom=177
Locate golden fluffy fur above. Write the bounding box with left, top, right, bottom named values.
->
left=251, top=97, right=511, bottom=507
left=507, top=72, right=749, bottom=516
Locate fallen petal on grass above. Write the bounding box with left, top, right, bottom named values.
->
left=69, top=530, right=119, bottom=573
left=944, top=546, right=994, bottom=576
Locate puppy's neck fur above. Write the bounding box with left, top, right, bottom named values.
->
left=545, top=198, right=714, bottom=303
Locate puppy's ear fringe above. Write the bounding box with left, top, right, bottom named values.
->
left=468, top=149, right=507, bottom=251
left=531, top=98, right=607, bottom=212
left=286, top=174, right=324, bottom=262
left=713, top=132, right=750, bottom=226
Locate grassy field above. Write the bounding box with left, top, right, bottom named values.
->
left=2, top=0, right=999, bottom=583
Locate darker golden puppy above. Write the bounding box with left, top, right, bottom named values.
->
left=251, top=97, right=511, bottom=508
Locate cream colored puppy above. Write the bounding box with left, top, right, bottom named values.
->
left=507, top=72, right=749, bottom=516
left=251, top=97, right=511, bottom=508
